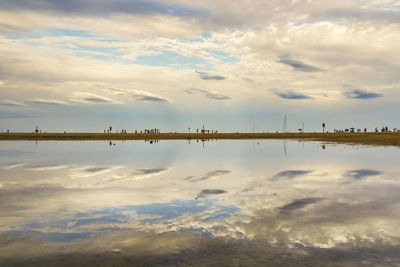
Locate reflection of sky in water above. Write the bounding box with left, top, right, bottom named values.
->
left=0, top=140, right=399, bottom=265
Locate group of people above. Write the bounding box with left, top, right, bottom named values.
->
left=143, top=129, right=160, bottom=134
left=104, top=128, right=160, bottom=134
left=334, top=128, right=368, bottom=133
left=377, top=126, right=398, bottom=132
left=333, top=126, right=399, bottom=133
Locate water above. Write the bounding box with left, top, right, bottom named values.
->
left=0, top=140, right=399, bottom=266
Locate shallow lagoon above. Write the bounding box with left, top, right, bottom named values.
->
left=0, top=140, right=399, bottom=266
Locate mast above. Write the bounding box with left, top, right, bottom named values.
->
left=282, top=114, right=287, bottom=133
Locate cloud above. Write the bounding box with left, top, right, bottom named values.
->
left=278, top=57, right=323, bottom=72
left=271, top=170, right=313, bottom=181
left=0, top=100, right=27, bottom=107
left=82, top=167, right=112, bottom=173
left=0, top=112, right=33, bottom=119
left=26, top=98, right=69, bottom=105
left=279, top=197, right=324, bottom=214
left=70, top=92, right=121, bottom=104
left=271, top=89, right=313, bottom=100
left=26, top=164, right=70, bottom=171
left=107, top=168, right=170, bottom=182
left=0, top=0, right=204, bottom=17
left=196, top=70, right=226, bottom=80
left=2, top=162, right=26, bottom=170
left=185, top=170, right=231, bottom=183
left=109, top=88, right=170, bottom=102
left=71, top=165, right=122, bottom=178
left=344, top=169, right=382, bottom=180
left=185, top=88, right=231, bottom=100
left=343, top=89, right=382, bottom=99
left=195, top=189, right=227, bottom=199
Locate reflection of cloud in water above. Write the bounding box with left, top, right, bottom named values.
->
left=26, top=164, right=70, bottom=171
left=1, top=162, right=26, bottom=170
left=1, top=141, right=400, bottom=265
left=271, top=170, right=313, bottom=181
left=14, top=199, right=239, bottom=234
left=83, top=167, right=111, bottom=173
left=279, top=197, right=324, bottom=214
left=1, top=230, right=400, bottom=266
left=71, top=165, right=122, bottom=178
left=344, top=169, right=382, bottom=179
left=107, top=168, right=170, bottom=182
left=196, top=189, right=227, bottom=199
left=185, top=170, right=230, bottom=183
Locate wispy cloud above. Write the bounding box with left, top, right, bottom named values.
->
left=185, top=88, right=231, bottom=100
left=195, top=189, right=227, bottom=199
left=195, top=70, right=226, bottom=81
left=344, top=169, right=382, bottom=179
left=0, top=112, right=33, bottom=119
left=109, top=88, right=171, bottom=103
left=2, top=162, right=26, bottom=170
left=278, top=56, right=323, bottom=72
left=0, top=0, right=204, bottom=17
left=0, top=100, right=27, bottom=107
left=26, top=164, right=70, bottom=171
left=271, top=89, right=312, bottom=100
left=70, top=92, right=121, bottom=104
left=271, top=170, right=313, bottom=181
left=71, top=165, right=122, bottom=178
left=343, top=89, right=382, bottom=99
left=107, top=168, right=170, bottom=183
left=279, top=197, right=324, bottom=214
left=185, top=170, right=231, bottom=183
left=26, top=98, right=69, bottom=105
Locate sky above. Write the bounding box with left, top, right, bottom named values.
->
left=0, top=0, right=399, bottom=133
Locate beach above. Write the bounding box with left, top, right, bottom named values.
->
left=1, top=132, right=400, bottom=147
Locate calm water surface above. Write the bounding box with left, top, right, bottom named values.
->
left=0, top=140, right=399, bottom=266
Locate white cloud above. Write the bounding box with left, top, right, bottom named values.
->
left=70, top=92, right=122, bottom=104
left=26, top=98, right=69, bottom=105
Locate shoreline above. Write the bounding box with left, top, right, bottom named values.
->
left=1, top=132, right=400, bottom=147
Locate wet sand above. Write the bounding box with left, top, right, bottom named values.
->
left=1, top=132, right=400, bottom=147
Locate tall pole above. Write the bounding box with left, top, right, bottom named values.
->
left=282, top=114, right=287, bottom=133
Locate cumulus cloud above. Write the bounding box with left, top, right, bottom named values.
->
left=278, top=56, right=323, bottom=72
left=185, top=88, right=231, bottom=100
left=185, top=170, right=231, bottom=182
left=343, top=89, right=383, bottom=99
left=271, top=170, right=313, bottom=181
left=278, top=197, right=324, bottom=214
left=195, top=189, right=227, bottom=199
left=195, top=70, right=226, bottom=80
left=344, top=169, right=382, bottom=180
left=271, top=89, right=313, bottom=100
left=0, top=0, right=399, bottom=131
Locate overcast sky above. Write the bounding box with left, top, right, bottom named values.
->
left=0, top=0, right=399, bottom=132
